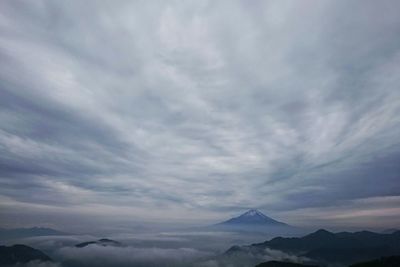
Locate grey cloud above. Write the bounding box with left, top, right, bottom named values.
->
left=4, top=232, right=315, bottom=267
left=56, top=245, right=212, bottom=267
left=13, top=261, right=61, bottom=267
left=279, top=195, right=400, bottom=229
left=54, top=241, right=306, bottom=267
left=198, top=247, right=308, bottom=267
left=0, top=0, right=399, bottom=228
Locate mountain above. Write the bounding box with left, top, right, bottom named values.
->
left=218, top=209, right=288, bottom=226
left=349, top=255, right=400, bottom=267
left=258, top=229, right=400, bottom=252
left=0, top=227, right=69, bottom=240
left=226, top=229, right=400, bottom=265
left=209, top=209, right=300, bottom=235
left=303, top=246, right=399, bottom=264
left=75, top=238, right=122, bottom=248
left=382, top=228, right=399, bottom=234
left=255, top=261, right=319, bottom=267
left=0, top=244, right=53, bottom=266
left=256, top=256, right=400, bottom=267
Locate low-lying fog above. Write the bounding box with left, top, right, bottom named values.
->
left=3, top=229, right=303, bottom=267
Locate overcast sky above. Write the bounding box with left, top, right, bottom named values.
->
left=0, top=0, right=400, bottom=230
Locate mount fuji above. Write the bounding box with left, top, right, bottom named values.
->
left=209, top=209, right=301, bottom=235
left=218, top=209, right=287, bottom=226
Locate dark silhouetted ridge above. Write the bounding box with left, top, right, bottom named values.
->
left=0, top=244, right=52, bottom=265
left=255, top=261, right=319, bottom=267
left=349, top=255, right=400, bottom=267
left=227, top=229, right=400, bottom=265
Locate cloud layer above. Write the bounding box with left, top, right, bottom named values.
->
left=0, top=0, right=400, bottom=228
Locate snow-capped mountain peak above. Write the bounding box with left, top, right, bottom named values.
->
left=241, top=209, right=266, bottom=218
left=218, top=209, right=287, bottom=226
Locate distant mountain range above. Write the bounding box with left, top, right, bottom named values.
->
left=226, top=229, right=400, bottom=265
left=382, top=228, right=399, bottom=234
left=0, top=227, right=69, bottom=240
left=0, top=244, right=53, bottom=266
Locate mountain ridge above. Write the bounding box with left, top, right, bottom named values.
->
left=0, top=227, right=69, bottom=240
left=226, top=229, right=400, bottom=265
left=0, top=244, right=53, bottom=265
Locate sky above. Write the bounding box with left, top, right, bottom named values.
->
left=0, top=0, right=400, bottom=230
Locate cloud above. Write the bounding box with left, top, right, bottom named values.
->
left=0, top=0, right=399, bottom=228
left=56, top=245, right=212, bottom=267
left=280, top=195, right=400, bottom=229
left=13, top=261, right=61, bottom=267
left=54, top=242, right=308, bottom=267
left=3, top=233, right=315, bottom=267
left=196, top=247, right=308, bottom=267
